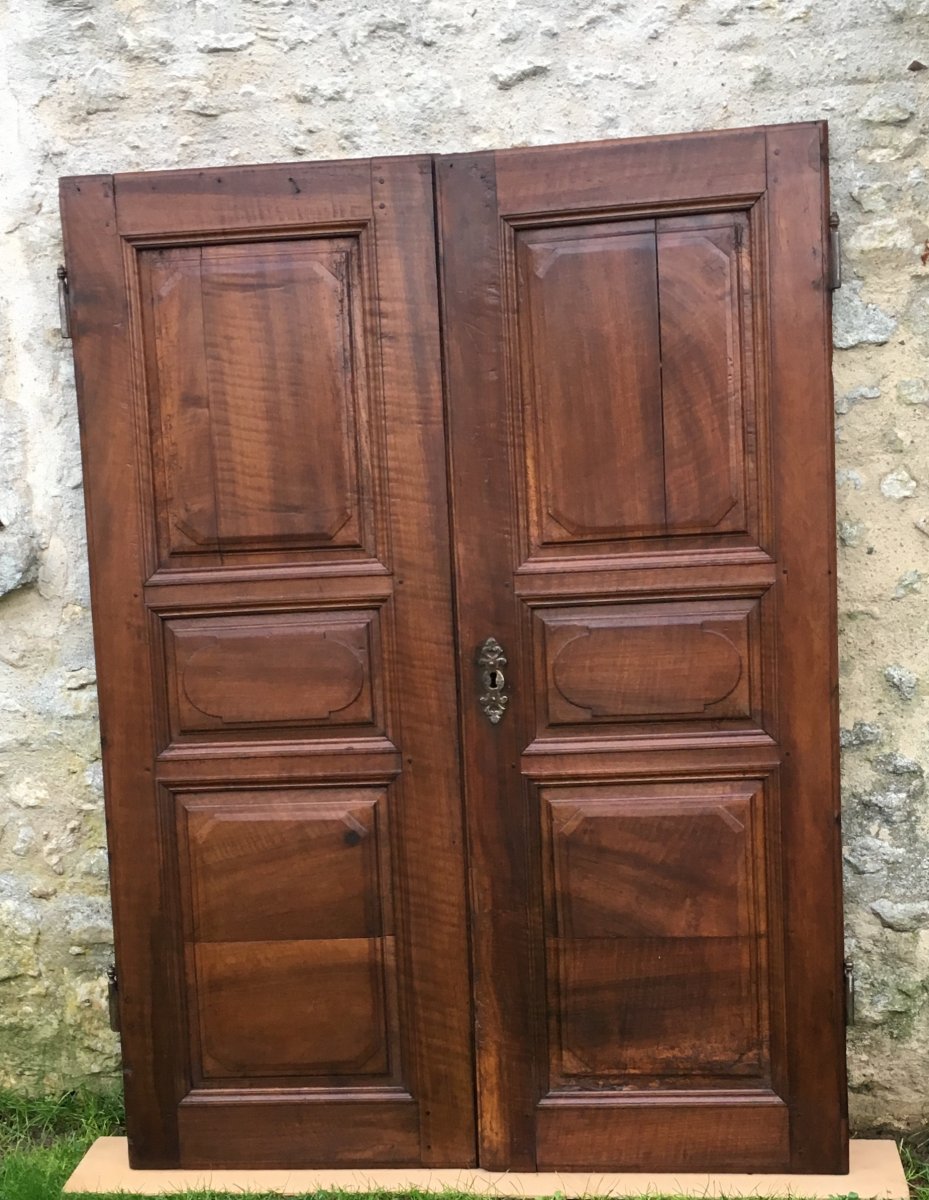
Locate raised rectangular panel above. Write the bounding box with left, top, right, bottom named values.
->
left=554, top=936, right=758, bottom=1077
left=182, top=792, right=383, bottom=943
left=537, top=598, right=758, bottom=730
left=177, top=787, right=399, bottom=1085
left=542, top=780, right=769, bottom=1088
left=658, top=213, right=753, bottom=535
left=510, top=210, right=761, bottom=560
left=163, top=608, right=381, bottom=743
left=515, top=221, right=665, bottom=546
left=140, top=237, right=376, bottom=565
left=195, top=937, right=392, bottom=1079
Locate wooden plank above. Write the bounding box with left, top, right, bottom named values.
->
left=60, top=175, right=188, bottom=1167
left=436, top=151, right=541, bottom=1170
left=764, top=121, right=848, bottom=1172
left=495, top=127, right=767, bottom=215
left=178, top=1096, right=420, bottom=1167
left=373, top=155, right=477, bottom=1165
left=535, top=1096, right=790, bottom=1172
left=109, top=159, right=373, bottom=236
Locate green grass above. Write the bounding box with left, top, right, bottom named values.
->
left=1, top=1087, right=926, bottom=1200
left=0, top=1087, right=125, bottom=1200
left=903, top=1138, right=929, bottom=1200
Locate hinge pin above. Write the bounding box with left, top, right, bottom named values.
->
left=106, top=963, right=120, bottom=1033
left=844, top=958, right=855, bottom=1026
left=828, top=212, right=842, bottom=291
left=57, top=265, right=72, bottom=338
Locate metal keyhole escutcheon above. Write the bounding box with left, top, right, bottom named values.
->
left=477, top=636, right=508, bottom=724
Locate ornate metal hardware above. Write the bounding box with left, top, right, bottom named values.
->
left=477, top=636, right=508, bottom=724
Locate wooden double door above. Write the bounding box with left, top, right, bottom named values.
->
left=61, top=122, right=847, bottom=1174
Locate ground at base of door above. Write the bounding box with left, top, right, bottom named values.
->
left=64, top=1136, right=907, bottom=1197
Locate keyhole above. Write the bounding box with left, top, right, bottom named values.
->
left=488, top=669, right=500, bottom=689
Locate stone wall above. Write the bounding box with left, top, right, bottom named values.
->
left=1, top=0, right=927, bottom=1130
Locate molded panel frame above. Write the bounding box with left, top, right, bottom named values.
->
left=538, top=776, right=777, bottom=1094
left=174, top=783, right=405, bottom=1092
left=501, top=199, right=773, bottom=572
left=159, top=604, right=389, bottom=749
left=127, top=221, right=391, bottom=577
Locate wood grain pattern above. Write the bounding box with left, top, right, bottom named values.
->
left=177, top=1095, right=421, bottom=1168
left=517, top=222, right=665, bottom=541
left=438, top=122, right=843, bottom=1172
left=540, top=600, right=754, bottom=724
left=60, top=174, right=188, bottom=1168
left=195, top=937, right=392, bottom=1079
left=543, top=782, right=768, bottom=1088
left=139, top=237, right=374, bottom=567
left=510, top=209, right=760, bottom=561
left=437, top=151, right=544, bottom=1171
left=658, top=213, right=751, bottom=534
left=62, top=154, right=475, bottom=1168
left=765, top=122, right=848, bottom=1171
left=179, top=790, right=385, bottom=943
left=534, top=1095, right=790, bottom=1172
left=164, top=610, right=379, bottom=739
left=63, top=123, right=844, bottom=1173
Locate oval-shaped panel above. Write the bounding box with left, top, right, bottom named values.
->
left=552, top=622, right=743, bottom=718
left=165, top=611, right=377, bottom=736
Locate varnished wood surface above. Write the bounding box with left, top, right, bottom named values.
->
left=436, top=121, right=844, bottom=1173
left=62, top=122, right=845, bottom=1173
left=61, top=155, right=475, bottom=1168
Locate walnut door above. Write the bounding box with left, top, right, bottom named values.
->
left=60, top=159, right=475, bottom=1168
left=61, top=123, right=846, bottom=1176
left=437, top=123, right=847, bottom=1173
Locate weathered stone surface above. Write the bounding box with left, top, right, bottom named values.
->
left=883, top=663, right=919, bottom=700
left=880, top=467, right=918, bottom=498
left=835, top=384, right=880, bottom=415
left=893, top=569, right=926, bottom=598
left=833, top=283, right=898, bottom=349
left=871, top=899, right=929, bottom=932
left=898, top=378, right=929, bottom=406
left=490, top=60, right=552, bottom=89
left=840, top=720, right=884, bottom=748
left=1, top=0, right=928, bottom=1133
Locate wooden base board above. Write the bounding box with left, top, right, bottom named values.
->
left=64, top=1137, right=907, bottom=1197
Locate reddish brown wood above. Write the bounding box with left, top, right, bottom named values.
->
left=542, top=782, right=768, bottom=1086
left=658, top=212, right=752, bottom=533
left=437, top=122, right=844, bottom=1172
left=534, top=1095, right=790, bottom=1172
left=61, top=155, right=475, bottom=1168
left=765, top=121, right=848, bottom=1170
left=516, top=219, right=665, bottom=542
left=435, top=152, right=543, bottom=1171
left=61, top=173, right=188, bottom=1168
left=62, top=122, right=845, bottom=1174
